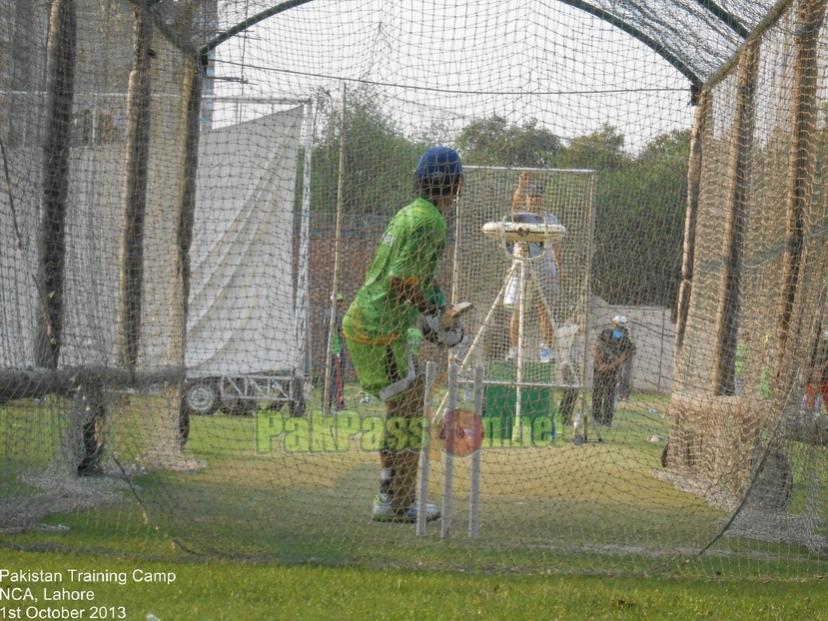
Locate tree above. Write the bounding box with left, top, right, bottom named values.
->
left=636, top=129, right=690, bottom=165
left=587, top=129, right=689, bottom=307
left=310, top=87, right=423, bottom=218
left=551, top=123, right=631, bottom=171
left=456, top=115, right=561, bottom=167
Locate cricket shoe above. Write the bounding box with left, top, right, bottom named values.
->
left=371, top=493, right=441, bottom=523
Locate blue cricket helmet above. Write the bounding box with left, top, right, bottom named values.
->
left=415, top=146, right=463, bottom=190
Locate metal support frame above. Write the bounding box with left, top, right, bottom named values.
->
left=195, top=0, right=757, bottom=104
left=220, top=373, right=295, bottom=403
left=691, top=0, right=750, bottom=38
left=554, top=0, right=704, bottom=94
left=200, top=0, right=316, bottom=58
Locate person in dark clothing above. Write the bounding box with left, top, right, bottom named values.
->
left=558, top=362, right=579, bottom=427
left=617, top=349, right=634, bottom=401
left=324, top=292, right=348, bottom=411
left=592, top=315, right=636, bottom=427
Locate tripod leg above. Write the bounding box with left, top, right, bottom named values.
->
left=457, top=261, right=517, bottom=370
left=513, top=259, right=526, bottom=443
left=433, top=262, right=518, bottom=422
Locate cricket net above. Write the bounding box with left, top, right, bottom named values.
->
left=0, top=0, right=827, bottom=579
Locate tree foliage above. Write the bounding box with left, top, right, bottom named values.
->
left=455, top=115, right=562, bottom=167
left=307, top=101, right=688, bottom=308
left=551, top=124, right=631, bottom=172
left=310, top=88, right=424, bottom=218
left=583, top=128, right=689, bottom=307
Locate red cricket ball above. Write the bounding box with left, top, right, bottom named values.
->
left=439, top=408, right=484, bottom=456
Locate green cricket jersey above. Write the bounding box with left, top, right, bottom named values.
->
left=343, top=197, right=446, bottom=345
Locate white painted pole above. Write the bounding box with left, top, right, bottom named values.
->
left=513, top=247, right=527, bottom=443
left=469, top=366, right=483, bottom=538
left=296, top=101, right=313, bottom=387
left=416, top=361, right=437, bottom=536
left=441, top=363, right=459, bottom=539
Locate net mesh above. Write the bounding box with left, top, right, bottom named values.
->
left=1, top=0, right=827, bottom=578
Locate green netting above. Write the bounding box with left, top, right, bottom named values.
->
left=1, top=0, right=827, bottom=580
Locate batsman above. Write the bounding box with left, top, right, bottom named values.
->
left=343, top=146, right=467, bottom=523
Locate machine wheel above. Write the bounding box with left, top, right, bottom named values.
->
left=184, top=380, right=220, bottom=415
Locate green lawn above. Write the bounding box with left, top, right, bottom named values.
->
left=2, top=548, right=827, bottom=620
left=1, top=387, right=826, bottom=593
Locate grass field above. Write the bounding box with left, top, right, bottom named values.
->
left=2, top=387, right=827, bottom=618
left=3, top=548, right=828, bottom=620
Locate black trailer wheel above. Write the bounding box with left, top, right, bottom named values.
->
left=184, top=380, right=220, bottom=415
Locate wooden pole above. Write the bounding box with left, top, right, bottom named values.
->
left=36, top=0, right=76, bottom=369
left=176, top=63, right=203, bottom=346
left=322, top=85, right=347, bottom=417
left=0, top=366, right=186, bottom=400
left=118, top=2, right=153, bottom=371
left=161, top=62, right=200, bottom=380
left=161, top=58, right=201, bottom=455
left=775, top=0, right=826, bottom=384
left=711, top=40, right=759, bottom=395
left=675, top=90, right=709, bottom=354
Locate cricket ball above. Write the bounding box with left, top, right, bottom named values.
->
left=439, top=408, right=484, bottom=456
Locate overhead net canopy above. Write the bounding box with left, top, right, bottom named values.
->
left=1, top=0, right=827, bottom=578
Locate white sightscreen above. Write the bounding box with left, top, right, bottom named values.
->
left=186, top=105, right=305, bottom=376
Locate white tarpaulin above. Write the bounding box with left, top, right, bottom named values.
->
left=0, top=105, right=307, bottom=378
left=0, top=147, right=41, bottom=369
left=186, top=105, right=305, bottom=376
